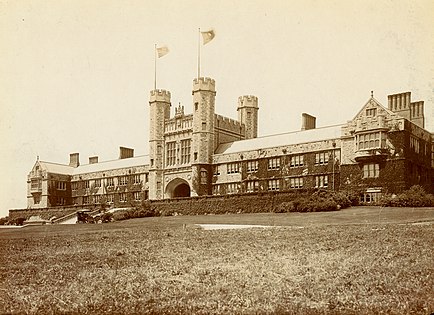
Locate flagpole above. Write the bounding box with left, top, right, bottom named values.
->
left=154, top=44, right=157, bottom=90
left=198, top=28, right=201, bottom=79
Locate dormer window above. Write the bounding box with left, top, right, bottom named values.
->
left=366, top=108, right=377, bottom=117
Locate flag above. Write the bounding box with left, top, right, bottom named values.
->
left=156, top=45, right=169, bottom=58
left=201, top=29, right=215, bottom=45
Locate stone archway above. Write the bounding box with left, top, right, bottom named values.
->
left=165, top=178, right=191, bottom=198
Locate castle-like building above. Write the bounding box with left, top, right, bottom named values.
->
left=26, top=77, right=434, bottom=210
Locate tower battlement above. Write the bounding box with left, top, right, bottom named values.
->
left=193, top=77, right=216, bottom=92
left=150, top=89, right=171, bottom=103
left=238, top=95, right=258, bottom=108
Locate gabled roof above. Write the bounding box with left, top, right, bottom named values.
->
left=352, top=97, right=395, bottom=121
left=38, top=155, right=150, bottom=176
left=215, top=124, right=343, bottom=155
left=39, top=161, right=75, bottom=175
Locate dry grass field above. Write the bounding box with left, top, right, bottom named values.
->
left=0, top=207, right=433, bottom=314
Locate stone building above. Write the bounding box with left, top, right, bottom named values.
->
left=26, top=77, right=433, bottom=209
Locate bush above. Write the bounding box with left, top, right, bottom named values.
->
left=381, top=185, right=434, bottom=207
left=111, top=202, right=158, bottom=222
left=274, top=191, right=342, bottom=213
left=8, top=217, right=26, bottom=226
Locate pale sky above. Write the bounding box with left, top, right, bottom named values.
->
left=1, top=0, right=433, bottom=218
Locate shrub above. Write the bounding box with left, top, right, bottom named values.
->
left=380, top=185, right=434, bottom=207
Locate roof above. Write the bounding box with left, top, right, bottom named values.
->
left=39, top=161, right=75, bottom=175
left=215, top=124, right=343, bottom=155
left=39, top=155, right=149, bottom=176
left=73, top=155, right=149, bottom=175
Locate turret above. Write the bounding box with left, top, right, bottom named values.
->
left=191, top=77, right=216, bottom=196
left=237, top=95, right=258, bottom=139
left=148, top=89, right=171, bottom=199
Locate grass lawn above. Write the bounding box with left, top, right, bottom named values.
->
left=0, top=206, right=433, bottom=314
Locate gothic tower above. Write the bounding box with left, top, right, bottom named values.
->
left=191, top=77, right=216, bottom=196
left=148, top=89, right=171, bottom=199
left=237, top=95, right=259, bottom=139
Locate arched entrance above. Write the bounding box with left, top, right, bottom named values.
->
left=165, top=178, right=191, bottom=198
left=173, top=183, right=191, bottom=197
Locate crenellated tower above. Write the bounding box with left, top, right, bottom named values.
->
left=148, top=89, right=171, bottom=199
left=191, top=77, right=216, bottom=196
left=237, top=95, right=259, bottom=139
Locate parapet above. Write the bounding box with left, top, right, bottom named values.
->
left=150, top=89, right=171, bottom=103
left=193, top=77, right=216, bottom=93
left=238, top=95, right=258, bottom=108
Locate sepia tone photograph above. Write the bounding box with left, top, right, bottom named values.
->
left=0, top=0, right=433, bottom=314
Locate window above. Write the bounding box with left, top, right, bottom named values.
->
left=119, top=193, right=127, bottom=203
left=133, top=192, right=141, bottom=201
left=31, top=179, right=41, bottom=190
left=227, top=183, right=238, bottom=194
left=72, top=182, right=78, bottom=190
left=410, top=136, right=420, bottom=153
left=72, top=197, right=78, bottom=205
left=83, top=196, right=89, bottom=204
left=315, top=175, right=328, bottom=188
left=214, top=165, right=221, bottom=176
left=290, top=177, right=303, bottom=189
left=356, top=132, right=386, bottom=150
left=366, top=108, right=377, bottom=116
left=194, top=102, right=198, bottom=111
left=360, top=192, right=382, bottom=203
left=246, top=160, right=258, bottom=172
left=94, top=179, right=101, bottom=187
left=246, top=181, right=259, bottom=192
left=166, top=141, right=176, bottom=166
left=33, top=195, right=41, bottom=204
left=268, top=179, right=280, bottom=191
left=194, top=152, right=198, bottom=161
left=213, top=185, right=221, bottom=195
left=202, top=122, right=207, bottom=130
left=118, top=176, right=128, bottom=186
left=315, top=152, right=329, bottom=165
left=180, top=139, right=191, bottom=164
left=268, top=157, right=280, bottom=170
left=363, top=163, right=379, bottom=178
left=133, top=175, right=141, bottom=184
left=227, top=162, right=240, bottom=174
left=201, top=170, right=207, bottom=184
left=107, top=194, right=114, bottom=204
left=290, top=155, right=304, bottom=167
left=85, top=180, right=90, bottom=189
left=94, top=195, right=101, bottom=204
left=58, top=197, right=66, bottom=205
left=107, top=177, right=114, bottom=187
left=57, top=180, right=66, bottom=190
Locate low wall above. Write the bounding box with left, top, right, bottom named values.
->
left=8, top=205, right=88, bottom=221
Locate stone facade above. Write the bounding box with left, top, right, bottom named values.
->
left=21, top=77, right=434, bottom=215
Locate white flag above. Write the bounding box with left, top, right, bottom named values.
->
left=201, top=29, right=215, bottom=45
left=156, top=46, right=169, bottom=58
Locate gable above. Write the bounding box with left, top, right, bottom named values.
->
left=351, top=97, right=395, bottom=122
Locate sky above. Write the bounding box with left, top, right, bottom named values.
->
left=0, top=0, right=433, bottom=218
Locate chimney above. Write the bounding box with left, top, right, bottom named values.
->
left=119, top=147, right=134, bottom=159
left=301, top=113, right=316, bottom=131
left=69, top=153, right=80, bottom=168
left=89, top=156, right=99, bottom=164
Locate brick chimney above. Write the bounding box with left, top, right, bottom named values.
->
left=119, top=147, right=134, bottom=159
left=301, top=113, right=316, bottom=130
left=89, top=156, right=98, bottom=164
left=69, top=153, right=80, bottom=167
